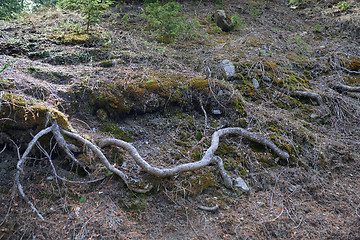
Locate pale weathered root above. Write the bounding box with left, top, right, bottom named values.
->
left=333, top=84, right=360, bottom=93
left=197, top=204, right=219, bottom=212
left=60, top=129, right=153, bottom=193
left=290, top=91, right=323, bottom=105
left=15, top=125, right=54, bottom=221
left=16, top=123, right=289, bottom=219
left=99, top=127, right=289, bottom=188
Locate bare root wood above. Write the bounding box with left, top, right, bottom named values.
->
left=197, top=204, right=219, bottom=212
left=290, top=91, right=323, bottom=105
left=60, top=129, right=153, bottom=193
left=15, top=125, right=54, bottom=221
left=16, top=122, right=290, bottom=219
left=333, top=84, right=360, bottom=93
left=99, top=127, right=289, bottom=188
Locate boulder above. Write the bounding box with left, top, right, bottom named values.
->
left=234, top=176, right=250, bottom=193
left=213, top=10, right=232, bottom=32
left=220, top=59, right=235, bottom=78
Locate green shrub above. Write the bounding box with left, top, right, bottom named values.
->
left=141, top=1, right=192, bottom=42
left=57, top=0, right=113, bottom=32
left=0, top=0, right=24, bottom=20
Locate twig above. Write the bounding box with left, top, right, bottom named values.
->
left=0, top=144, right=6, bottom=155
left=200, top=101, right=208, bottom=137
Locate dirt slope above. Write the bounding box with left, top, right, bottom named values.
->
left=1, top=0, right=360, bottom=239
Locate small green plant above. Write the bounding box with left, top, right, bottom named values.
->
left=57, top=0, right=113, bottom=32
left=99, top=165, right=113, bottom=176
left=246, top=6, right=262, bottom=17
left=142, top=1, right=193, bottom=42
left=122, top=14, right=129, bottom=26
left=337, top=1, right=349, bottom=10
left=289, top=0, right=303, bottom=6
left=314, top=24, right=322, bottom=32
left=230, top=14, right=245, bottom=30
left=0, top=62, right=11, bottom=74
left=259, top=49, right=273, bottom=57
left=80, top=196, right=86, bottom=203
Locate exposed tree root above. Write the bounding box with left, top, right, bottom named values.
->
left=197, top=204, right=219, bottom=212
left=15, top=122, right=290, bottom=219
left=333, top=84, right=360, bottom=93
left=15, top=126, right=54, bottom=221
left=290, top=91, right=323, bottom=105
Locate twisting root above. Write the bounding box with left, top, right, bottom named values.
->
left=16, top=123, right=289, bottom=219
left=60, top=129, right=153, bottom=193
left=99, top=127, right=289, bottom=188
left=291, top=91, right=323, bottom=105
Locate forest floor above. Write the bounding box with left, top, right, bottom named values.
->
left=1, top=0, right=360, bottom=239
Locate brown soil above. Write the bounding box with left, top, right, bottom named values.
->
left=1, top=0, right=360, bottom=239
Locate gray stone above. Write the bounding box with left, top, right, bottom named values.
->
left=234, top=177, right=250, bottom=192
left=212, top=109, right=221, bottom=115
left=220, top=59, right=235, bottom=78
left=262, top=75, right=271, bottom=82
left=252, top=78, right=260, bottom=89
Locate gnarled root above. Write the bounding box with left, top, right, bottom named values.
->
left=99, top=127, right=289, bottom=189
left=16, top=123, right=289, bottom=219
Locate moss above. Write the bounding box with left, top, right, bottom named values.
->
left=0, top=92, right=70, bottom=130
left=188, top=171, right=217, bottom=194
left=189, top=77, right=209, bottom=92
left=49, top=33, right=92, bottom=45
left=344, top=76, right=360, bottom=86
left=96, top=108, right=108, bottom=121
left=0, top=78, right=16, bottom=89
left=273, top=73, right=309, bottom=91
left=236, top=80, right=260, bottom=102
left=345, top=58, right=360, bottom=71
left=101, top=122, right=134, bottom=142
left=99, top=60, right=114, bottom=68
left=245, top=36, right=263, bottom=47
left=233, top=97, right=247, bottom=116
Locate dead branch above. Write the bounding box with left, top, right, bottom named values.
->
left=290, top=91, right=323, bottom=105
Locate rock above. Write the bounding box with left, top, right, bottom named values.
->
left=212, top=109, right=221, bottom=115
left=234, top=177, right=250, bottom=192
left=213, top=10, right=232, bottom=32
left=252, top=78, right=260, bottom=89
left=262, top=75, right=271, bottom=82
left=220, top=59, right=235, bottom=78
left=310, top=113, right=318, bottom=119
